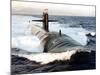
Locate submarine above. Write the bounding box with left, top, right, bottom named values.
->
left=31, top=9, right=85, bottom=53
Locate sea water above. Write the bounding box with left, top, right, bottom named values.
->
left=12, top=15, right=96, bottom=52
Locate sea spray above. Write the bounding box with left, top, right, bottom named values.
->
left=12, top=35, right=44, bottom=52
left=12, top=47, right=91, bottom=65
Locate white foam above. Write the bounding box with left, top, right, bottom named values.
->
left=12, top=15, right=88, bottom=52
left=17, top=50, right=77, bottom=64
left=12, top=15, right=45, bottom=52
left=12, top=35, right=44, bottom=52
left=49, top=22, right=88, bottom=45
left=90, top=32, right=96, bottom=36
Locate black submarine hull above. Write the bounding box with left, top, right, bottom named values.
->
left=43, top=32, right=83, bottom=53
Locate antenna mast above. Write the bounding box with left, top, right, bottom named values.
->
left=43, top=9, right=49, bottom=32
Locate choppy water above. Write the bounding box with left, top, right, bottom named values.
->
left=49, top=16, right=96, bottom=51
left=11, top=15, right=96, bottom=74
left=12, top=15, right=96, bottom=52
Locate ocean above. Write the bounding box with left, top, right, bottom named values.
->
left=12, top=15, right=96, bottom=52
left=11, top=15, right=96, bottom=74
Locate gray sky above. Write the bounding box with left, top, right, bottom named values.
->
left=12, top=1, right=95, bottom=16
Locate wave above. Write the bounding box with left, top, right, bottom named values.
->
left=49, top=23, right=88, bottom=45
left=12, top=15, right=95, bottom=52
left=86, top=32, right=96, bottom=37
left=11, top=50, right=95, bottom=74
left=12, top=47, right=91, bottom=65
left=12, top=35, right=44, bottom=52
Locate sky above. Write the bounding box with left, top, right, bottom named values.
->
left=12, top=0, right=95, bottom=16
left=12, top=0, right=96, bottom=5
